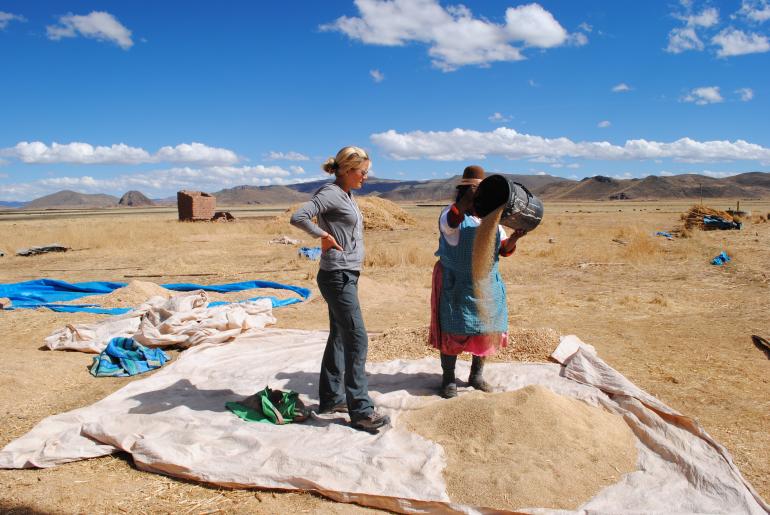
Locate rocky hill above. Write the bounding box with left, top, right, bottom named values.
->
left=213, top=185, right=310, bottom=205
left=537, top=172, right=770, bottom=200
left=18, top=172, right=770, bottom=209
left=25, top=190, right=119, bottom=209
left=118, top=190, right=155, bottom=207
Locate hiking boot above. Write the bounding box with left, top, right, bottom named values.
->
left=468, top=355, right=492, bottom=392
left=318, top=401, right=348, bottom=414
left=350, top=411, right=391, bottom=433
left=439, top=352, right=458, bottom=398
left=440, top=380, right=458, bottom=399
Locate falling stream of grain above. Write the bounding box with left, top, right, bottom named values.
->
left=472, top=205, right=505, bottom=329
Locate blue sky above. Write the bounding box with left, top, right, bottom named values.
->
left=1, top=0, right=769, bottom=200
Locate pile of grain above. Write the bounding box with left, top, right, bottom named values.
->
left=402, top=385, right=638, bottom=511
left=682, top=205, right=734, bottom=229
left=276, top=196, right=416, bottom=231
left=368, top=326, right=559, bottom=363
left=72, top=280, right=172, bottom=308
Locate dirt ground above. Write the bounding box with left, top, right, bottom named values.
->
left=0, top=199, right=768, bottom=513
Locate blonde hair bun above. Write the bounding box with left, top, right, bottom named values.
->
left=321, top=158, right=338, bottom=175
left=322, top=146, right=370, bottom=177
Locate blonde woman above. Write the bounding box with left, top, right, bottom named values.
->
left=290, top=146, right=390, bottom=433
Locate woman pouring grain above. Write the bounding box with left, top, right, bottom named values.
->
left=429, top=165, right=527, bottom=399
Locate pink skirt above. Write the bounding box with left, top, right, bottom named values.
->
left=429, top=261, right=508, bottom=357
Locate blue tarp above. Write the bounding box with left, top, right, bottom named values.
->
left=298, top=247, right=322, bottom=260
left=703, top=216, right=741, bottom=230
left=90, top=337, right=170, bottom=377
left=0, top=278, right=311, bottom=314
left=711, top=251, right=731, bottom=266
left=655, top=231, right=673, bottom=240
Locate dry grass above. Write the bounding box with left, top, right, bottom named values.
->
left=1, top=198, right=769, bottom=512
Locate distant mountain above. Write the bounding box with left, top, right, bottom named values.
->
left=119, top=190, right=155, bottom=207
left=536, top=172, right=770, bottom=200
left=213, top=185, right=310, bottom=205
left=25, top=190, right=119, bottom=209
left=216, top=174, right=569, bottom=204
left=15, top=172, right=770, bottom=209
left=0, top=201, right=26, bottom=209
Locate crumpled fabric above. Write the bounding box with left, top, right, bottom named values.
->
left=44, top=291, right=276, bottom=353
left=90, top=337, right=170, bottom=377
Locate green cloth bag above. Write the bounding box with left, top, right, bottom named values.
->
left=226, top=386, right=307, bottom=425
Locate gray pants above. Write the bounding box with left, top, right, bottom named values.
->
left=316, top=269, right=374, bottom=420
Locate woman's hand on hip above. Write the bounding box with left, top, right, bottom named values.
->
left=321, top=233, right=343, bottom=252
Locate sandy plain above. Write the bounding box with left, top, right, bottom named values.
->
left=0, top=199, right=768, bottom=513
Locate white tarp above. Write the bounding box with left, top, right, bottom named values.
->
left=3, top=329, right=767, bottom=514
left=44, top=291, right=276, bottom=353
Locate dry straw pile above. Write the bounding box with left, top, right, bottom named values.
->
left=682, top=205, right=735, bottom=230
left=277, top=196, right=416, bottom=231
left=402, top=385, right=638, bottom=511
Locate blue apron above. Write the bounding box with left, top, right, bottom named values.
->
left=435, top=214, right=508, bottom=335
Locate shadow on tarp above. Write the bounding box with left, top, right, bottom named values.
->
left=275, top=370, right=440, bottom=399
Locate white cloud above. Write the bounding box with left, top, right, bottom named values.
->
left=0, top=12, right=26, bottom=30
left=4, top=141, right=239, bottom=165
left=666, top=26, right=704, bottom=53
left=0, top=165, right=307, bottom=201
left=736, top=87, right=755, bottom=101
left=154, top=143, right=239, bottom=165
left=712, top=28, right=770, bottom=56
left=680, top=7, right=720, bottom=27
left=701, top=170, right=741, bottom=178
left=659, top=170, right=675, bottom=176
left=264, top=151, right=310, bottom=161
left=666, top=6, right=720, bottom=53
left=738, top=0, right=770, bottom=22
left=536, top=171, right=547, bottom=175
left=566, top=163, right=580, bottom=169
left=46, top=11, right=133, bottom=49
left=289, top=165, right=305, bottom=174
left=528, top=79, right=538, bottom=87
left=321, top=0, right=580, bottom=71
left=488, top=112, right=512, bottom=123
left=504, top=3, right=568, bottom=47
left=683, top=86, right=724, bottom=104
left=370, top=69, right=385, bottom=82
left=612, top=83, right=631, bottom=92
left=370, top=126, right=770, bottom=163
left=598, top=120, right=611, bottom=128
left=568, top=32, right=589, bottom=46
left=578, top=22, right=593, bottom=33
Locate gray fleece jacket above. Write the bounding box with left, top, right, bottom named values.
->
left=289, top=182, right=364, bottom=271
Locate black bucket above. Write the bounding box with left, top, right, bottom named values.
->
left=473, top=175, right=544, bottom=232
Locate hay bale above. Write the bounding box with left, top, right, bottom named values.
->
left=682, top=205, right=735, bottom=230
left=277, top=196, right=416, bottom=231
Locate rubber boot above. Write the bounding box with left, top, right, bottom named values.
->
left=468, top=355, right=491, bottom=392
left=440, top=353, right=458, bottom=398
